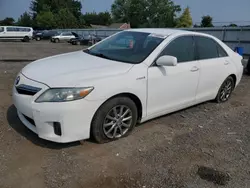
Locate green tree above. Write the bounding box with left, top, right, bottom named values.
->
left=36, top=10, right=56, bottom=29
left=201, top=15, right=213, bottom=27
left=17, top=12, right=33, bottom=27
left=0, top=17, right=15, bottom=25
left=111, top=0, right=181, bottom=28
left=55, top=9, right=78, bottom=28
left=30, top=0, right=83, bottom=28
left=82, top=11, right=111, bottom=26
left=228, top=23, right=237, bottom=27
left=176, top=7, right=192, bottom=28
left=78, top=15, right=86, bottom=28
left=145, top=0, right=181, bottom=28
left=98, top=12, right=112, bottom=25
left=111, top=0, right=129, bottom=23
left=83, top=12, right=100, bottom=26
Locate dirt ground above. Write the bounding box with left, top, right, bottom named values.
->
left=0, top=41, right=250, bottom=188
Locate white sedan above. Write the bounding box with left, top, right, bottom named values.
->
left=13, top=29, right=243, bottom=143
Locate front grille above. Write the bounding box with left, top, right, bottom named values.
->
left=23, top=114, right=36, bottom=127
left=16, top=84, right=41, bottom=96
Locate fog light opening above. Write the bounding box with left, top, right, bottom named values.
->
left=53, top=122, right=62, bottom=136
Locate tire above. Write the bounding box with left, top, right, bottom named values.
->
left=23, top=36, right=30, bottom=42
left=55, top=38, right=59, bottom=43
left=36, top=36, right=41, bottom=41
left=91, top=97, right=138, bottom=143
left=215, top=76, right=235, bottom=103
left=76, top=41, right=80, bottom=45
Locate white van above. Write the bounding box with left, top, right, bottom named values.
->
left=0, top=26, right=33, bottom=42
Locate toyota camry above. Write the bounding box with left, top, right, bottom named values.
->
left=13, top=29, right=243, bottom=143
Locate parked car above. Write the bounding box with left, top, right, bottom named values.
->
left=51, top=32, right=75, bottom=43
left=68, top=32, right=81, bottom=44
left=70, top=34, right=103, bottom=45
left=13, top=29, right=243, bottom=143
left=34, top=30, right=59, bottom=41
left=0, top=26, right=33, bottom=42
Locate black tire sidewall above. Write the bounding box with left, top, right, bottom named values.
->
left=23, top=36, right=29, bottom=42
left=215, top=76, right=235, bottom=103
left=91, top=97, right=138, bottom=143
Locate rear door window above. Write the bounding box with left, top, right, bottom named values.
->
left=160, top=36, right=195, bottom=63
left=195, top=36, right=228, bottom=60
left=0, top=27, right=4, bottom=32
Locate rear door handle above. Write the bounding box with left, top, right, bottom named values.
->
left=190, top=66, right=199, bottom=72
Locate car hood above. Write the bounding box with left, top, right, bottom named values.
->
left=21, top=51, right=134, bottom=87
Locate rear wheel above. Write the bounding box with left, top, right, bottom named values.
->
left=215, top=76, right=235, bottom=103
left=23, top=36, right=30, bottom=42
left=36, top=36, right=41, bottom=41
left=55, top=38, right=59, bottom=43
left=91, top=97, right=138, bottom=143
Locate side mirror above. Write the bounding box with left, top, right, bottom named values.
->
left=156, top=55, right=177, bottom=66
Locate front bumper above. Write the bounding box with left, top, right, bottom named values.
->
left=12, top=73, right=101, bottom=143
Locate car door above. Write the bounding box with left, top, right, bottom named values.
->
left=147, top=35, right=200, bottom=117
left=194, top=35, right=234, bottom=103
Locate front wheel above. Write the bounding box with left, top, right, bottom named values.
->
left=91, top=97, right=138, bottom=143
left=215, top=76, right=235, bottom=103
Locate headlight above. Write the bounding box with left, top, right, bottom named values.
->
left=35, top=87, right=94, bottom=103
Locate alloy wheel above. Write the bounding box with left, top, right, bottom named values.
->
left=103, top=105, right=133, bottom=139
left=219, top=79, right=233, bottom=102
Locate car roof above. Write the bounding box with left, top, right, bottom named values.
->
left=126, top=28, right=205, bottom=37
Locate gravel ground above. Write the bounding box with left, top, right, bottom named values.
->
left=0, top=41, right=250, bottom=188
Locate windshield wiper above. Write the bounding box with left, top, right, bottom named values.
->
left=83, top=49, right=114, bottom=61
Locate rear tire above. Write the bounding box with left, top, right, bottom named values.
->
left=91, top=97, right=138, bottom=143
left=215, top=76, right=235, bottom=103
left=23, top=36, right=30, bottom=42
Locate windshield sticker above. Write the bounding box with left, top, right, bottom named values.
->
left=149, top=33, right=167, bottom=38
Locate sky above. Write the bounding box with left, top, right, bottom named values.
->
left=0, top=0, right=250, bottom=25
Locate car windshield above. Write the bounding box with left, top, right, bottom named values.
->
left=86, top=31, right=165, bottom=64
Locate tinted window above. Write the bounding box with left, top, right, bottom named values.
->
left=160, top=36, right=195, bottom=63
left=6, top=27, right=30, bottom=32
left=195, top=36, right=227, bottom=60
left=6, top=27, right=15, bottom=32
left=0, top=27, right=4, bottom=32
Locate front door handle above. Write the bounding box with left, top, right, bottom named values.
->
left=224, top=61, right=230, bottom=65
left=190, top=66, right=199, bottom=72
